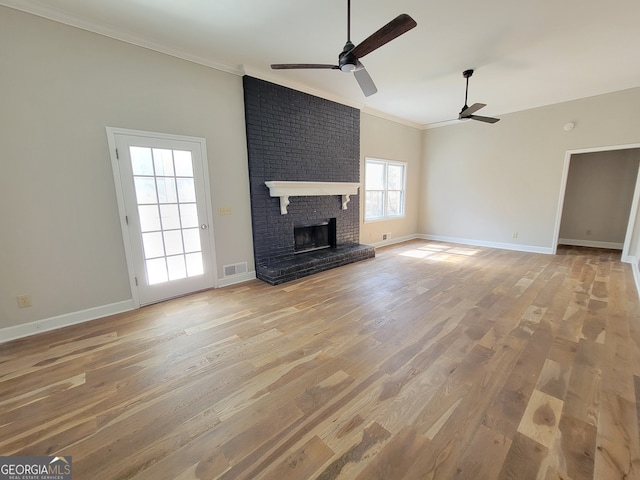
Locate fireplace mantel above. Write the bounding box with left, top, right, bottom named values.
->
left=265, top=181, right=360, bottom=215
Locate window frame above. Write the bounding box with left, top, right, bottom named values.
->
left=364, top=157, right=407, bottom=222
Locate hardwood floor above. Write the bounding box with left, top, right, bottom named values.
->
left=2, top=240, right=640, bottom=479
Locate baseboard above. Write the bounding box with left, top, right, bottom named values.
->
left=417, top=234, right=554, bottom=255
left=0, top=299, right=136, bottom=344
left=0, top=272, right=259, bottom=343
left=558, top=238, right=623, bottom=250
left=369, top=234, right=421, bottom=248
left=216, top=270, right=257, bottom=288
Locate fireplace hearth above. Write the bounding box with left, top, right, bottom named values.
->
left=256, top=244, right=375, bottom=285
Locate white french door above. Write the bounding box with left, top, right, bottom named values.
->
left=107, top=128, right=216, bottom=306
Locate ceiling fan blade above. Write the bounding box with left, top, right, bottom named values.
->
left=353, top=63, right=377, bottom=97
left=271, top=63, right=338, bottom=70
left=469, top=115, right=500, bottom=124
left=350, top=14, right=417, bottom=59
left=459, top=103, right=486, bottom=117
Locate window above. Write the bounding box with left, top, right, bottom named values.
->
left=365, top=158, right=407, bottom=221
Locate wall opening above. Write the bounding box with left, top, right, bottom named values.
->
left=554, top=144, right=640, bottom=261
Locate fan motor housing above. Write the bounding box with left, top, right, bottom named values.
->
left=339, top=42, right=358, bottom=72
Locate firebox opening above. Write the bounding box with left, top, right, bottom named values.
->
left=294, top=218, right=337, bottom=254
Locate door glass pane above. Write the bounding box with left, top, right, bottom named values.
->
left=138, top=205, right=161, bottom=232
left=146, top=258, right=168, bottom=285
left=183, top=228, right=201, bottom=253
left=163, top=230, right=184, bottom=256
left=156, top=178, right=177, bottom=203
left=142, top=232, right=165, bottom=258
left=130, top=147, right=154, bottom=175
left=186, top=252, right=204, bottom=276
left=153, top=149, right=174, bottom=176
left=129, top=144, right=204, bottom=287
left=167, top=255, right=187, bottom=280
left=134, top=177, right=158, bottom=204
left=180, top=203, right=198, bottom=228
left=160, top=204, right=181, bottom=230
left=177, top=178, right=196, bottom=203
left=174, top=151, right=193, bottom=176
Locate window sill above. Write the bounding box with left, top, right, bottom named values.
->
left=364, top=215, right=405, bottom=223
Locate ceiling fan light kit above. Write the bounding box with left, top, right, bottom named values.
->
left=271, top=0, right=417, bottom=97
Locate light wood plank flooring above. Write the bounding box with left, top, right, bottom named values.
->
left=2, top=240, right=640, bottom=479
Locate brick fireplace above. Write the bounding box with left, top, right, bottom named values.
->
left=243, top=76, right=374, bottom=285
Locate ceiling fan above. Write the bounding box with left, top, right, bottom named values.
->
left=458, top=69, right=500, bottom=124
left=271, top=0, right=417, bottom=97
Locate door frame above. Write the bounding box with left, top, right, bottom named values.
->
left=552, top=142, right=640, bottom=262
left=106, top=127, right=218, bottom=307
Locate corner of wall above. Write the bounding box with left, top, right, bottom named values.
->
left=627, top=255, right=640, bottom=301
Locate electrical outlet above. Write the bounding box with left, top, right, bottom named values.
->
left=17, top=295, right=32, bottom=308
left=512, top=232, right=519, bottom=238
left=217, top=207, right=233, bottom=215
left=382, top=232, right=391, bottom=241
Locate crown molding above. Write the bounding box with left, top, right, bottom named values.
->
left=0, top=1, right=243, bottom=75
left=2, top=1, right=423, bottom=130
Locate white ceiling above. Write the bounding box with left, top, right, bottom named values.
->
left=4, top=0, right=640, bottom=128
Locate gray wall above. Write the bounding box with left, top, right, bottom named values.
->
left=559, top=149, right=640, bottom=248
